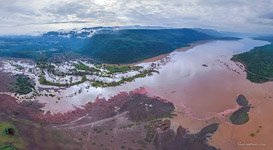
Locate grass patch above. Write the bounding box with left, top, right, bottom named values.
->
left=104, top=65, right=142, bottom=74
left=74, top=62, right=101, bottom=73
left=0, top=122, right=25, bottom=150
left=74, top=62, right=90, bottom=71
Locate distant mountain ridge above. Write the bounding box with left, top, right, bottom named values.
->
left=0, top=27, right=239, bottom=64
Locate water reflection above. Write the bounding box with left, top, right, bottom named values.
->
left=44, top=38, right=269, bottom=117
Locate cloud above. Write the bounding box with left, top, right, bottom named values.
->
left=0, top=0, right=272, bottom=35
left=261, top=12, right=273, bottom=20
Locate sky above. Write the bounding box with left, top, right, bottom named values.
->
left=0, top=0, right=272, bottom=35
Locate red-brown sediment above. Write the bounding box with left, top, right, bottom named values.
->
left=0, top=87, right=158, bottom=124
left=0, top=72, right=14, bottom=92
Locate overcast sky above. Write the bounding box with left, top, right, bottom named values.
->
left=0, top=0, right=272, bottom=35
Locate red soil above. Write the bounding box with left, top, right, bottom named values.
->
left=0, top=72, right=14, bottom=92
left=0, top=87, right=162, bottom=124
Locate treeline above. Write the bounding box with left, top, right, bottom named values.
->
left=10, top=75, right=34, bottom=95
left=232, top=42, right=273, bottom=83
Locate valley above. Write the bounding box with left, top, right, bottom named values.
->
left=1, top=0, right=272, bottom=149
left=1, top=36, right=273, bottom=150
left=1, top=37, right=273, bottom=150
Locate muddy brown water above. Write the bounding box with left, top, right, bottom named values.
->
left=121, top=38, right=273, bottom=150
left=35, top=38, right=272, bottom=149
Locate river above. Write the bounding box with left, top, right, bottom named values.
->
left=39, top=38, right=272, bottom=149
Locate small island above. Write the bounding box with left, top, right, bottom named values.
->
left=230, top=94, right=251, bottom=125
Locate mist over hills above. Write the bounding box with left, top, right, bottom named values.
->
left=0, top=27, right=239, bottom=64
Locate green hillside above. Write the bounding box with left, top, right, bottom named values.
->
left=81, top=29, right=216, bottom=64
left=0, top=28, right=238, bottom=64
left=232, top=37, right=273, bottom=83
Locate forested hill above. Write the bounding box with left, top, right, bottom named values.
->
left=80, top=28, right=239, bottom=63
left=0, top=27, right=239, bottom=64
left=232, top=36, right=273, bottom=83
left=81, top=29, right=216, bottom=63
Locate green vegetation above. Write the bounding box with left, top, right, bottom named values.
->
left=10, top=75, right=34, bottom=95
left=231, top=43, right=273, bottom=83
left=74, top=62, right=101, bottom=74
left=236, top=95, right=249, bottom=107
left=74, top=62, right=89, bottom=71
left=92, top=70, right=155, bottom=88
left=82, top=29, right=215, bottom=63
left=230, top=108, right=249, bottom=125
left=89, top=67, right=101, bottom=73
left=104, top=65, right=143, bottom=74
left=230, top=95, right=251, bottom=125
left=36, top=61, right=56, bottom=74
left=38, top=64, right=153, bottom=88
left=39, top=75, right=87, bottom=87
left=0, top=117, right=81, bottom=150
left=0, top=28, right=237, bottom=64
left=38, top=75, right=50, bottom=85
left=0, top=122, right=24, bottom=150
left=37, top=61, right=150, bottom=88
left=0, top=35, right=86, bottom=62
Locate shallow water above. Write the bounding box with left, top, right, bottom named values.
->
left=40, top=38, right=269, bottom=116
left=98, top=39, right=269, bottom=116
left=37, top=38, right=273, bottom=149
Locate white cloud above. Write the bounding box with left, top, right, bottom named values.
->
left=0, top=0, right=272, bottom=35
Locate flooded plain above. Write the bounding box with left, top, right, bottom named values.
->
left=38, top=38, right=272, bottom=149
left=49, top=39, right=267, bottom=113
